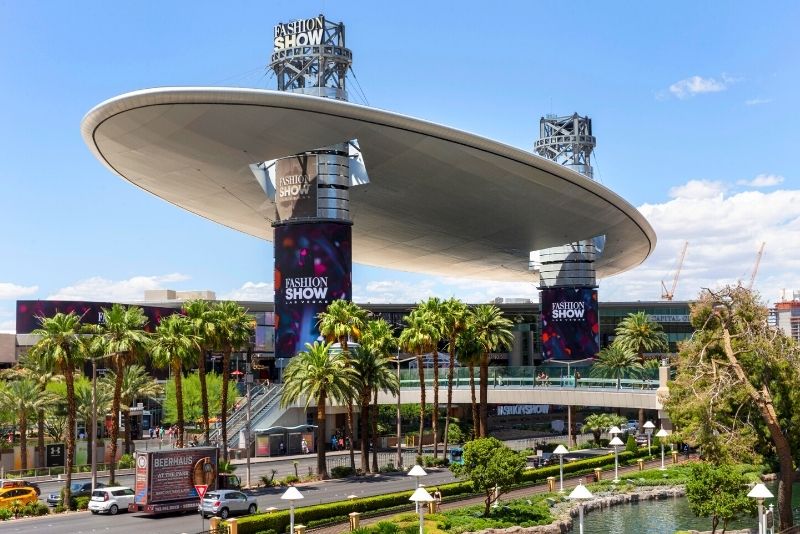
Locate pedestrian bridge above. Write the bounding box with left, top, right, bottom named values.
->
left=376, top=365, right=669, bottom=411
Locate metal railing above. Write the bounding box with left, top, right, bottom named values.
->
left=398, top=366, right=660, bottom=391
left=208, top=384, right=268, bottom=444
left=211, top=385, right=285, bottom=449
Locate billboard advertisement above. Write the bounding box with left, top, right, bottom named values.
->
left=274, top=221, right=352, bottom=359
left=16, top=300, right=177, bottom=334
left=275, top=155, right=318, bottom=221
left=540, top=287, right=599, bottom=359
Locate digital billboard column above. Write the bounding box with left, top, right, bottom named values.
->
left=540, top=287, right=599, bottom=359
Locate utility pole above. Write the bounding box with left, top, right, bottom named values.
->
left=245, top=361, right=253, bottom=488
left=91, top=358, right=97, bottom=491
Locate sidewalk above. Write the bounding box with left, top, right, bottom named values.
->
left=308, top=457, right=691, bottom=534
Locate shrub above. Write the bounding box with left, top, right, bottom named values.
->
left=625, top=435, right=638, bottom=454
left=0, top=508, right=11, bottom=520
left=75, top=496, right=90, bottom=510
left=118, top=454, right=135, bottom=469
left=280, top=475, right=300, bottom=485
left=421, top=455, right=449, bottom=467
left=53, top=504, right=66, bottom=514
left=22, top=502, right=49, bottom=517
left=375, top=521, right=400, bottom=534
left=331, top=466, right=355, bottom=479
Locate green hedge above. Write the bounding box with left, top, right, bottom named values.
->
left=235, top=447, right=653, bottom=534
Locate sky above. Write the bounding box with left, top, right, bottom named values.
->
left=1, top=1, right=799, bottom=332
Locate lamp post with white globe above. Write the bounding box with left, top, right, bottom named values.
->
left=281, top=486, right=304, bottom=534
left=655, top=428, right=669, bottom=470
left=407, top=465, right=428, bottom=513
left=553, top=444, right=569, bottom=493
left=609, top=435, right=624, bottom=483
left=409, top=486, right=434, bottom=534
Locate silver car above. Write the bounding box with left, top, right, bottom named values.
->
left=198, top=490, right=257, bottom=519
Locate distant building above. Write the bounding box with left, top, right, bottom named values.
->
left=773, top=290, right=800, bottom=343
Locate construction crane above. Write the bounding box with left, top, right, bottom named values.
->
left=747, top=242, right=766, bottom=290
left=661, top=241, right=688, bottom=301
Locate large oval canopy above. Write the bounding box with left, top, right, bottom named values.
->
left=82, top=88, right=655, bottom=282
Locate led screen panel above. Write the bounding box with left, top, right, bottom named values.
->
left=274, top=221, right=352, bottom=359
left=540, top=287, right=599, bottom=360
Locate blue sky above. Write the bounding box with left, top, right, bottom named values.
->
left=2, top=1, right=799, bottom=331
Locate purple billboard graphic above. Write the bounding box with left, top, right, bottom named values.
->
left=540, top=287, right=599, bottom=360
left=274, top=221, right=352, bottom=359
left=16, top=301, right=177, bottom=334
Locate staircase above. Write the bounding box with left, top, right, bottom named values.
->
left=209, top=384, right=285, bottom=449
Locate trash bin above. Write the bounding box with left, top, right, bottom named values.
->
left=594, top=468, right=602, bottom=482
left=348, top=512, right=360, bottom=531
left=637, top=459, right=644, bottom=471
left=547, top=476, right=556, bottom=492
left=671, top=450, right=678, bottom=464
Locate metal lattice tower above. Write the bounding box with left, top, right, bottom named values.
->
left=270, top=15, right=352, bottom=101
left=533, top=113, right=596, bottom=179
left=532, top=113, right=598, bottom=288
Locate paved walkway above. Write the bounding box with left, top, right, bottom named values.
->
left=308, top=457, right=691, bottom=534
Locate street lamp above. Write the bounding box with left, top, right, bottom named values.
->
left=747, top=483, right=773, bottom=534
left=281, top=486, right=304, bottom=534
left=655, top=428, right=669, bottom=470
left=568, top=480, right=594, bottom=534
left=553, top=444, right=569, bottom=493
left=408, top=464, right=428, bottom=512
left=609, top=436, right=624, bottom=483
left=643, top=421, right=655, bottom=456
left=409, top=486, right=434, bottom=534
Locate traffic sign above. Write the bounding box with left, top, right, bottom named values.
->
left=195, top=484, right=208, bottom=500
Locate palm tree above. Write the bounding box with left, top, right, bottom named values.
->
left=30, top=312, right=85, bottom=509
left=439, top=298, right=468, bottom=456
left=417, top=298, right=445, bottom=458
left=360, top=318, right=398, bottom=472
left=590, top=345, right=643, bottom=389
left=317, top=299, right=369, bottom=470
left=108, top=365, right=163, bottom=454
left=212, top=301, right=254, bottom=461
left=151, top=314, right=197, bottom=449
left=75, top=376, right=112, bottom=466
left=97, top=304, right=150, bottom=485
left=2, top=353, right=61, bottom=468
left=399, top=309, right=438, bottom=455
left=350, top=345, right=399, bottom=473
left=183, top=300, right=217, bottom=444
left=281, top=341, right=356, bottom=480
left=455, top=326, right=483, bottom=438
left=583, top=413, right=627, bottom=445
left=0, top=378, right=56, bottom=470
left=471, top=304, right=514, bottom=437
left=613, top=311, right=669, bottom=428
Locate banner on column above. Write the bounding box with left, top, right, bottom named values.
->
left=540, top=287, right=599, bottom=359
left=274, top=221, right=352, bottom=359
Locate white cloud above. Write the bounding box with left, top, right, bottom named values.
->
left=0, top=282, right=38, bottom=300
left=0, top=319, right=14, bottom=334
left=47, top=273, right=190, bottom=301
left=667, top=75, right=729, bottom=99
left=745, top=98, right=771, bottom=106
left=603, top=184, right=800, bottom=304
left=668, top=179, right=726, bottom=200
left=221, top=282, right=274, bottom=302
left=737, top=174, right=784, bottom=187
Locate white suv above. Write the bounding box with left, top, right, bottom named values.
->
left=88, top=486, right=135, bottom=515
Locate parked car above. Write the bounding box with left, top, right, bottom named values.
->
left=198, top=490, right=257, bottom=519
left=625, top=420, right=638, bottom=432
left=0, top=479, right=40, bottom=496
left=88, top=486, right=135, bottom=515
left=0, top=487, right=39, bottom=509
left=47, top=481, right=105, bottom=506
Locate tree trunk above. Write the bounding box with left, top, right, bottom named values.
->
left=371, top=389, right=379, bottom=473
left=221, top=348, right=231, bottom=461
left=479, top=353, right=489, bottom=437
left=443, top=345, right=455, bottom=458
left=722, top=327, right=794, bottom=528
left=174, top=361, right=185, bottom=448
left=87, top=409, right=94, bottom=467
left=20, top=412, right=27, bottom=471
left=416, top=354, right=426, bottom=456
left=316, top=395, right=328, bottom=480
left=469, top=364, right=478, bottom=439
left=123, top=409, right=132, bottom=455
left=359, top=392, right=370, bottom=473
left=37, top=409, right=45, bottom=468
left=64, top=367, right=76, bottom=509
left=432, top=350, right=439, bottom=459
left=198, top=348, right=210, bottom=443
left=109, top=359, right=124, bottom=486
left=346, top=402, right=356, bottom=470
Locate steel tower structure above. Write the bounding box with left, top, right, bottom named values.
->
left=533, top=113, right=599, bottom=289
left=261, top=15, right=362, bottom=359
